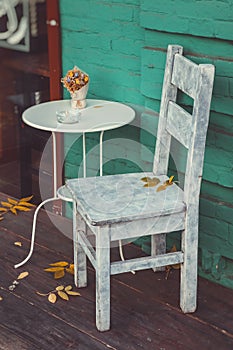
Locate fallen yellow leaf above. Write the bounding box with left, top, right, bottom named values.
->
left=58, top=291, right=69, bottom=300
left=8, top=198, right=18, bottom=205
left=19, top=195, right=33, bottom=202
left=66, top=264, right=74, bottom=275
left=56, top=285, right=64, bottom=291
left=66, top=291, right=81, bottom=296
left=44, top=267, right=64, bottom=272
left=0, top=208, right=7, bottom=212
left=54, top=269, right=65, bottom=279
left=14, top=206, right=31, bottom=212
left=14, top=241, right=22, bottom=247
left=18, top=201, right=35, bottom=207
left=10, top=207, right=17, bottom=215
left=48, top=293, right=57, bottom=303
left=17, top=271, right=29, bottom=280
left=1, top=201, right=12, bottom=208
left=65, top=285, right=72, bottom=292
left=49, top=261, right=69, bottom=267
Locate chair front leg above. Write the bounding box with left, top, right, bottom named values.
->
left=73, top=203, right=87, bottom=288
left=180, top=221, right=198, bottom=313
left=95, top=226, right=111, bottom=332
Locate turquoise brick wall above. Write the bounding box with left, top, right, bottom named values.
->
left=59, top=0, right=233, bottom=289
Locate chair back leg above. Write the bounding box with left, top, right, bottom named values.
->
left=74, top=206, right=87, bottom=288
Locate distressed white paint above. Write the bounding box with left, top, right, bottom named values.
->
left=65, top=45, right=215, bottom=331
left=166, top=101, right=192, bottom=149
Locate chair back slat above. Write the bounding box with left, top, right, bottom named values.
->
left=153, top=45, right=183, bottom=175
left=183, top=64, right=215, bottom=203
left=166, top=101, right=192, bottom=149
left=153, top=45, right=215, bottom=205
left=171, top=54, right=199, bottom=99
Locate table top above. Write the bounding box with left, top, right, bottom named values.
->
left=22, top=99, right=135, bottom=133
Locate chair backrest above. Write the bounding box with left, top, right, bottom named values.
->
left=153, top=45, right=215, bottom=205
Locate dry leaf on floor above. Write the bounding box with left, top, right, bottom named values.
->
left=66, top=291, right=81, bottom=296
left=54, top=269, right=65, bottom=279
left=0, top=196, right=35, bottom=221
left=0, top=296, right=3, bottom=301
left=14, top=241, right=22, bottom=247
left=65, top=285, right=72, bottom=292
left=44, top=267, right=65, bottom=272
left=44, top=261, right=74, bottom=279
left=48, top=293, right=57, bottom=304
left=49, top=261, right=69, bottom=267
left=66, top=264, right=74, bottom=275
left=37, top=285, right=80, bottom=303
left=17, top=271, right=29, bottom=280
left=56, top=285, right=64, bottom=291
left=58, top=291, right=69, bottom=300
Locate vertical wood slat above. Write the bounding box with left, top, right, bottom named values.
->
left=180, top=64, right=215, bottom=313
left=171, top=54, right=199, bottom=99
left=166, top=101, right=192, bottom=149
left=152, top=45, right=183, bottom=271
left=153, top=45, right=183, bottom=175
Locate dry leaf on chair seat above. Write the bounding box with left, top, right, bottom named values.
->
left=157, top=175, right=175, bottom=192
left=141, top=177, right=160, bottom=187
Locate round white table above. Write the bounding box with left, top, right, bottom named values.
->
left=15, top=99, right=135, bottom=268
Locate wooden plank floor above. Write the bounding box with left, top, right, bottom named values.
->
left=0, top=191, right=233, bottom=350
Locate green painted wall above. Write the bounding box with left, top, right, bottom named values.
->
left=59, top=0, right=233, bottom=289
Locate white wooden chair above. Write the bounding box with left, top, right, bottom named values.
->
left=64, top=45, right=215, bottom=331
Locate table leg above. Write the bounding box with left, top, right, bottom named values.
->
left=14, top=131, right=59, bottom=268
left=52, top=131, right=58, bottom=197
left=14, top=197, right=57, bottom=268
left=99, top=130, right=104, bottom=177
left=83, top=132, right=86, bottom=178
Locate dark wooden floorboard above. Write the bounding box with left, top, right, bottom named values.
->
left=0, top=192, right=233, bottom=350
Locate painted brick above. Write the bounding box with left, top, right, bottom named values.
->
left=61, top=16, right=144, bottom=41
left=210, top=112, right=233, bottom=133
left=199, top=198, right=217, bottom=218
left=199, top=232, right=233, bottom=261
left=200, top=216, right=229, bottom=241
left=205, top=147, right=233, bottom=169
left=61, top=0, right=135, bottom=21
left=203, top=163, right=233, bottom=188
left=207, top=128, right=233, bottom=153
left=140, top=0, right=233, bottom=40
left=141, top=0, right=233, bottom=21
left=229, top=225, right=233, bottom=246
left=145, top=30, right=233, bottom=59
left=202, top=181, right=233, bottom=205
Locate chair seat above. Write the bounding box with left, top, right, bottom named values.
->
left=66, top=172, right=185, bottom=226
